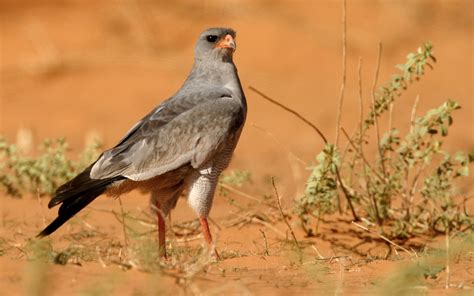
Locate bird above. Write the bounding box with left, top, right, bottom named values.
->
left=37, top=27, right=247, bottom=259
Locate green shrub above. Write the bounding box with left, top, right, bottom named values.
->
left=296, top=43, right=473, bottom=238
left=0, top=137, right=101, bottom=197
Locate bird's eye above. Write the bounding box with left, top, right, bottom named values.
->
left=206, top=35, right=218, bottom=43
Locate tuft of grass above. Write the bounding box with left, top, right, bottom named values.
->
left=371, top=232, right=474, bottom=294
left=23, top=239, right=55, bottom=296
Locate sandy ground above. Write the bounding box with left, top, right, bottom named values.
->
left=1, top=0, right=473, bottom=295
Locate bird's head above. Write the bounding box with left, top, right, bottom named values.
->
left=194, top=27, right=237, bottom=63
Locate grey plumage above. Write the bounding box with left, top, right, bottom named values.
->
left=38, top=27, right=246, bottom=250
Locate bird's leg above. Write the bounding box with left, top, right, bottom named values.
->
left=199, top=217, right=220, bottom=259
left=155, top=200, right=167, bottom=259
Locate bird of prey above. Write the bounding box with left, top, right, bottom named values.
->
left=38, top=27, right=247, bottom=259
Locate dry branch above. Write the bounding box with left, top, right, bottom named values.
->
left=248, top=86, right=328, bottom=144
left=371, top=43, right=388, bottom=178
left=249, top=86, right=359, bottom=220
left=335, top=0, right=347, bottom=146
left=351, top=221, right=414, bottom=257
left=271, top=177, right=300, bottom=251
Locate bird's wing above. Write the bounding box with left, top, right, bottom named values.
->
left=90, top=88, right=244, bottom=181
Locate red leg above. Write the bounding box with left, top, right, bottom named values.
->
left=156, top=200, right=167, bottom=259
left=199, top=217, right=220, bottom=259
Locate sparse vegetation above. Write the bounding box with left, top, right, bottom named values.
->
left=1, top=0, right=473, bottom=295
left=1, top=41, right=472, bottom=295
left=0, top=137, right=101, bottom=197
left=295, top=43, right=473, bottom=239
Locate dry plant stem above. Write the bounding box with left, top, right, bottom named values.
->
left=219, top=182, right=278, bottom=211
left=371, top=43, right=388, bottom=178
left=311, top=245, right=325, bottom=259
left=351, top=221, right=414, bottom=256
left=259, top=229, right=270, bottom=256
left=250, top=86, right=358, bottom=220
left=252, top=217, right=287, bottom=238
left=403, top=95, right=422, bottom=217
left=335, top=0, right=347, bottom=146
left=271, top=177, right=300, bottom=251
left=403, top=166, right=411, bottom=218
left=334, top=0, right=347, bottom=214
left=341, top=128, right=387, bottom=226
left=353, top=57, right=369, bottom=187
left=335, top=166, right=358, bottom=219
left=340, top=127, right=356, bottom=164
left=249, top=86, right=328, bottom=144
left=365, top=178, right=383, bottom=226
left=117, top=197, right=128, bottom=256
left=341, top=127, right=385, bottom=221
left=408, top=165, right=424, bottom=204
left=340, top=56, right=363, bottom=164
left=388, top=102, right=394, bottom=132
left=410, top=95, right=420, bottom=133
left=386, top=101, right=395, bottom=163
left=445, top=229, right=450, bottom=289
left=358, top=57, right=364, bottom=140
left=341, top=128, right=386, bottom=183
left=36, top=188, right=46, bottom=228
left=208, top=216, right=222, bottom=231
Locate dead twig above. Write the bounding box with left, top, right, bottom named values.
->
left=250, top=86, right=359, bottom=220
left=357, top=57, right=364, bottom=141
left=351, top=221, right=414, bottom=257
left=334, top=0, right=348, bottom=211
left=341, top=127, right=386, bottom=183
left=219, top=183, right=279, bottom=210
left=118, top=197, right=128, bottom=258
left=259, top=229, right=270, bottom=256
left=252, top=218, right=287, bottom=239
left=410, top=94, right=420, bottom=134
left=311, top=244, right=325, bottom=260
left=249, top=86, right=328, bottom=144
left=271, top=177, right=300, bottom=251
left=371, top=43, right=388, bottom=178
left=388, top=102, right=394, bottom=132
left=36, top=188, right=46, bottom=228
left=335, top=0, right=347, bottom=146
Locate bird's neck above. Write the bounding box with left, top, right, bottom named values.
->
left=182, top=59, right=246, bottom=104
left=187, top=58, right=237, bottom=85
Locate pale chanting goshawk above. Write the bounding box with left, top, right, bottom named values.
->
left=38, top=27, right=247, bottom=258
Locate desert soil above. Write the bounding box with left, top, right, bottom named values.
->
left=1, top=1, right=473, bottom=295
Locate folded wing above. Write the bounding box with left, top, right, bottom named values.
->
left=91, top=90, right=244, bottom=181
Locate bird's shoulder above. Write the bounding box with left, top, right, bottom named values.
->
left=114, top=85, right=234, bottom=146
left=90, top=86, right=244, bottom=180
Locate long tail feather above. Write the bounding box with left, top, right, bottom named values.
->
left=37, top=165, right=123, bottom=237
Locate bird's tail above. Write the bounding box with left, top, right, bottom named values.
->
left=37, top=165, right=123, bottom=237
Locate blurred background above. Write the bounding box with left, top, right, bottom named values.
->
left=1, top=0, right=472, bottom=198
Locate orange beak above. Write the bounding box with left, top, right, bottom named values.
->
left=215, top=34, right=236, bottom=52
